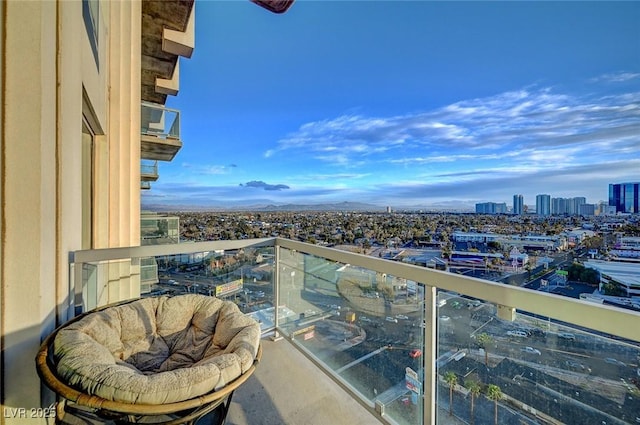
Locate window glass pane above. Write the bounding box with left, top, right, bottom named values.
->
left=82, top=0, right=99, bottom=68
left=81, top=122, right=93, bottom=250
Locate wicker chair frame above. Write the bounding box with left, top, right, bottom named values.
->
left=35, top=298, right=262, bottom=424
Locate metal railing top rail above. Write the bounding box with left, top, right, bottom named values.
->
left=69, top=237, right=640, bottom=343
left=71, top=238, right=275, bottom=263
left=141, top=101, right=181, bottom=115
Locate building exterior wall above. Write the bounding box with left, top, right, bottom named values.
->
left=475, top=202, right=507, bottom=214
left=513, top=194, right=523, bottom=215
left=536, top=194, right=551, bottom=216
left=1, top=1, right=142, bottom=418
left=609, top=182, right=640, bottom=214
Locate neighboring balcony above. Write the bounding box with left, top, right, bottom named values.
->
left=141, top=160, right=159, bottom=182
left=140, top=102, right=182, bottom=161
left=140, top=256, right=159, bottom=294
left=69, top=238, right=640, bottom=425
left=141, top=213, right=180, bottom=245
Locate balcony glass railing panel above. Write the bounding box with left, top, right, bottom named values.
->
left=149, top=247, right=275, bottom=326
left=70, top=238, right=640, bottom=425
left=140, top=160, right=158, bottom=176
left=436, top=294, right=640, bottom=425
left=140, top=102, right=180, bottom=139
left=276, top=247, right=425, bottom=425
left=73, top=240, right=275, bottom=331
left=141, top=215, right=180, bottom=245
left=79, top=259, right=137, bottom=311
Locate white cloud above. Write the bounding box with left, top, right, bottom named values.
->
left=268, top=83, right=639, bottom=173
left=180, top=163, right=234, bottom=175
left=590, top=72, right=640, bottom=83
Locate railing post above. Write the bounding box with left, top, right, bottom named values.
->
left=497, top=304, right=516, bottom=321
left=273, top=242, right=281, bottom=339
left=72, top=259, right=85, bottom=317
left=423, top=285, right=437, bottom=425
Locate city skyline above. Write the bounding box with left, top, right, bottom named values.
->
left=142, top=1, right=640, bottom=211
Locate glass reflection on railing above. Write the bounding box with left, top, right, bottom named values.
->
left=436, top=293, right=640, bottom=425
left=152, top=247, right=274, bottom=328
left=140, top=102, right=180, bottom=139
left=277, top=247, right=425, bottom=425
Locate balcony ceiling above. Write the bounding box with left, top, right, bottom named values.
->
left=141, top=0, right=194, bottom=105
left=251, top=0, right=295, bottom=14
left=141, top=134, right=182, bottom=162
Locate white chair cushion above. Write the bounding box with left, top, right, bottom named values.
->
left=53, top=294, right=260, bottom=404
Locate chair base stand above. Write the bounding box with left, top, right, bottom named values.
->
left=55, top=393, right=234, bottom=425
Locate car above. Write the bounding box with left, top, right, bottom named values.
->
left=440, top=315, right=450, bottom=322
left=558, top=332, right=576, bottom=341
left=450, top=301, right=462, bottom=309
left=565, top=360, right=591, bottom=373
left=360, top=316, right=372, bottom=323
left=507, top=330, right=528, bottom=338
left=395, top=314, right=409, bottom=320
left=604, top=357, right=626, bottom=367
left=385, top=316, right=398, bottom=323
left=521, top=346, right=541, bottom=355
left=530, top=328, right=547, bottom=337
left=409, top=348, right=422, bottom=358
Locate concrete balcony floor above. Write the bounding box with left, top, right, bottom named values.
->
left=227, top=337, right=465, bottom=425
left=227, top=337, right=379, bottom=425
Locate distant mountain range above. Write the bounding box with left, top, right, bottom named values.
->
left=142, top=200, right=478, bottom=213
left=142, top=201, right=386, bottom=212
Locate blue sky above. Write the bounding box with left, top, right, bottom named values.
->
left=143, top=0, right=640, bottom=211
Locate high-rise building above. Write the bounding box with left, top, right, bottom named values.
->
left=579, top=204, right=596, bottom=216
left=476, top=202, right=507, bottom=214
left=609, top=182, right=640, bottom=213
left=552, top=196, right=587, bottom=215
left=513, top=194, right=524, bottom=215
left=569, top=197, right=587, bottom=215
left=552, top=197, right=567, bottom=215
left=598, top=201, right=617, bottom=216
left=536, top=194, right=551, bottom=216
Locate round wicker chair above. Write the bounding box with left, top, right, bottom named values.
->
left=36, top=294, right=261, bottom=424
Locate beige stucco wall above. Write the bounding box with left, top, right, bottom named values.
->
left=1, top=0, right=142, bottom=419
left=2, top=1, right=59, bottom=416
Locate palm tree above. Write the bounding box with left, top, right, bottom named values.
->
left=443, top=371, right=457, bottom=416
left=465, top=379, right=482, bottom=425
left=486, top=384, right=503, bottom=425
left=476, top=332, right=493, bottom=366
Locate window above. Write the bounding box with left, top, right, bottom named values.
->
left=83, top=0, right=99, bottom=68
left=82, top=120, right=94, bottom=250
